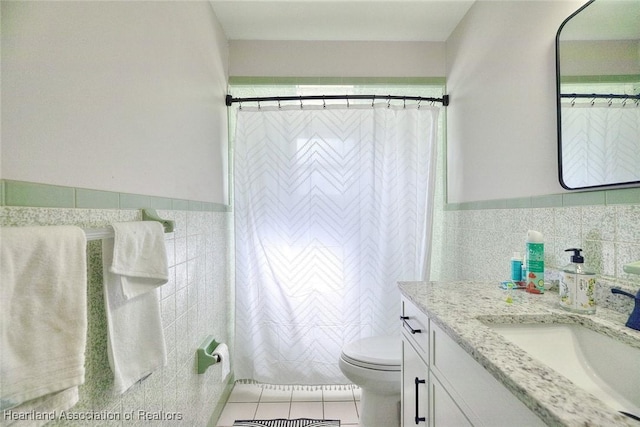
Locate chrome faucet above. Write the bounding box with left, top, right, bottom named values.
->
left=611, top=288, right=640, bottom=331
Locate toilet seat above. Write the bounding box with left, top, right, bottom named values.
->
left=340, top=335, right=400, bottom=371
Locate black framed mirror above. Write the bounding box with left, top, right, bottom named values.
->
left=556, top=0, right=640, bottom=190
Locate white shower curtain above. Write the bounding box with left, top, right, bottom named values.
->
left=561, top=104, right=640, bottom=187
left=233, top=103, right=439, bottom=385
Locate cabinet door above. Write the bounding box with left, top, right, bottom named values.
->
left=402, top=336, right=428, bottom=427
left=430, top=322, right=546, bottom=426
left=431, top=374, right=472, bottom=427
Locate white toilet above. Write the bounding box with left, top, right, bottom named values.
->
left=339, top=335, right=401, bottom=427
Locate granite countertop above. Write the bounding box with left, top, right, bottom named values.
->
left=398, top=281, right=640, bottom=427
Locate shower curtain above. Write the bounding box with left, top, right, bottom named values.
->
left=561, top=104, right=640, bottom=187
left=233, top=103, right=439, bottom=385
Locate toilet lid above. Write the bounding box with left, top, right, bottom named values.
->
left=341, top=335, right=401, bottom=369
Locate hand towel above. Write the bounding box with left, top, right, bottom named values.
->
left=102, top=221, right=168, bottom=395
left=110, top=221, right=169, bottom=300
left=0, top=226, right=87, bottom=415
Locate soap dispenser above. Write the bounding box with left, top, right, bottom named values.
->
left=559, top=248, right=596, bottom=314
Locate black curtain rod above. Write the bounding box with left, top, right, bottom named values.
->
left=225, top=94, right=449, bottom=107
left=560, top=93, right=640, bottom=100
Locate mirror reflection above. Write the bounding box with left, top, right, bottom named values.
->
left=556, top=0, right=640, bottom=190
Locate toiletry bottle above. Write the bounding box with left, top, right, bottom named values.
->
left=559, top=248, right=596, bottom=314
left=525, top=230, right=545, bottom=294
left=510, top=252, right=523, bottom=282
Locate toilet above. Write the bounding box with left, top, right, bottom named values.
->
left=339, top=335, right=401, bottom=427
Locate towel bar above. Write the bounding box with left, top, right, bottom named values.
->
left=83, top=209, right=175, bottom=241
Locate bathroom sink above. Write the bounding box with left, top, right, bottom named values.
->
left=484, top=322, right=640, bottom=417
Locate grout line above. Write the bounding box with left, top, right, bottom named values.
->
left=251, top=400, right=258, bottom=420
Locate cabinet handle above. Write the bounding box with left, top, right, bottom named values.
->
left=401, top=316, right=422, bottom=334
left=414, top=377, right=426, bottom=424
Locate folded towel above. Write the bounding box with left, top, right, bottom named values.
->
left=110, top=221, right=169, bottom=300
left=0, top=226, right=87, bottom=414
left=102, top=221, right=168, bottom=394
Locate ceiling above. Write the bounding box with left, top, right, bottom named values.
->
left=209, top=1, right=476, bottom=42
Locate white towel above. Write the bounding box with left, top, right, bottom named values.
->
left=3, top=387, right=78, bottom=427
left=102, top=221, right=168, bottom=395
left=0, top=226, right=87, bottom=415
left=110, top=221, right=169, bottom=300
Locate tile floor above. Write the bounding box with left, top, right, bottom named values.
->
left=216, top=383, right=360, bottom=427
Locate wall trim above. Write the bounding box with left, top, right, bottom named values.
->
left=229, top=76, right=446, bottom=86
left=0, top=180, right=231, bottom=212
left=561, top=74, right=640, bottom=84
left=445, top=187, right=640, bottom=210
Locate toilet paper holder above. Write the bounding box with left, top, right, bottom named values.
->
left=197, top=335, right=222, bottom=374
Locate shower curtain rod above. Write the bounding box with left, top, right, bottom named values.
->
left=561, top=93, right=640, bottom=101
left=225, top=94, right=449, bottom=107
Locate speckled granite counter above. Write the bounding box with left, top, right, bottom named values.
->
left=399, top=281, right=640, bottom=427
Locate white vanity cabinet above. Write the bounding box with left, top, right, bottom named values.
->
left=401, top=297, right=429, bottom=426
left=430, top=374, right=471, bottom=427
left=401, top=297, right=546, bottom=427
left=402, top=337, right=428, bottom=426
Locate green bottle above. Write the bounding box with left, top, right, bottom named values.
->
left=525, top=230, right=544, bottom=294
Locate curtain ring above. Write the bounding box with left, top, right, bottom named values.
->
left=571, top=97, right=576, bottom=107
left=403, top=98, right=406, bottom=109
left=387, top=95, right=391, bottom=109
left=371, top=95, right=375, bottom=108
left=346, top=97, right=350, bottom=108
left=239, top=102, right=242, bottom=110
left=590, top=97, right=596, bottom=106
left=300, top=96, right=303, bottom=110
left=278, top=100, right=281, bottom=109
left=417, top=99, right=421, bottom=109
left=608, top=97, right=613, bottom=107
left=258, top=100, right=261, bottom=110
left=323, top=96, right=326, bottom=109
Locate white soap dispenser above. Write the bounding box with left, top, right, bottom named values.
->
left=559, top=248, right=596, bottom=314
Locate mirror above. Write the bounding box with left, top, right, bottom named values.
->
left=556, top=0, right=640, bottom=190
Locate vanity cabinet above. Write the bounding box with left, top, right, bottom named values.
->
left=401, top=297, right=430, bottom=427
left=430, top=374, right=471, bottom=427
left=401, top=297, right=545, bottom=427
left=402, top=337, right=428, bottom=426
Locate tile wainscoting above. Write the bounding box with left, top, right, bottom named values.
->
left=1, top=206, right=234, bottom=426
left=430, top=203, right=640, bottom=308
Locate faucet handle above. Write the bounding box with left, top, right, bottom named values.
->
left=611, top=288, right=637, bottom=299
left=611, top=288, right=640, bottom=332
